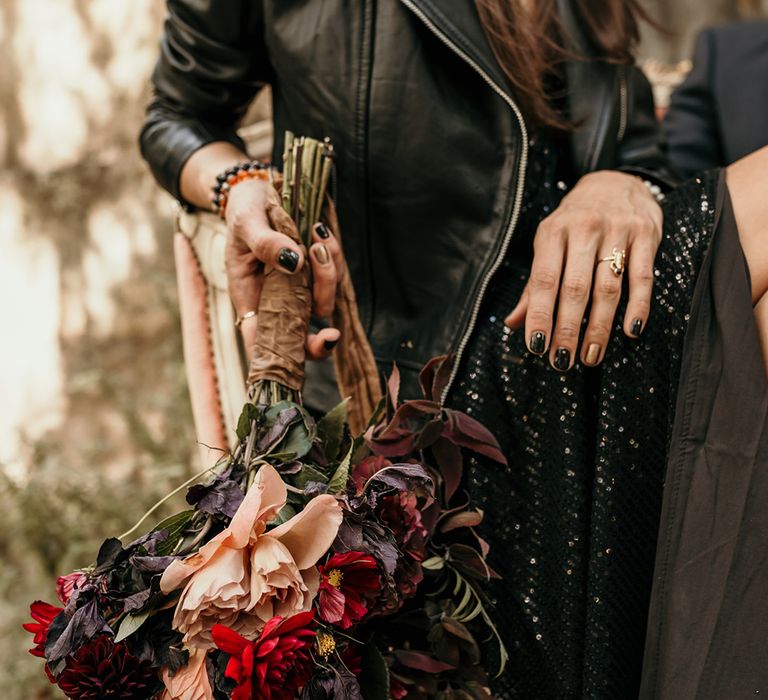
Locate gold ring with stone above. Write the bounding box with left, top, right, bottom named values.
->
left=598, top=248, right=626, bottom=277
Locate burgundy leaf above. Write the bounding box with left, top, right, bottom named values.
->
left=394, top=650, right=456, bottom=673
left=186, top=478, right=244, bottom=520
left=370, top=400, right=443, bottom=457
left=45, top=596, right=113, bottom=671
left=431, top=438, right=463, bottom=503
left=442, top=410, right=507, bottom=465
left=441, top=617, right=477, bottom=645
left=418, top=355, right=454, bottom=402
left=439, top=509, right=484, bottom=533
left=122, top=588, right=152, bottom=613
left=448, top=544, right=500, bottom=581
left=362, top=464, right=434, bottom=509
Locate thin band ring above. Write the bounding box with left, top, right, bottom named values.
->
left=235, top=310, right=257, bottom=328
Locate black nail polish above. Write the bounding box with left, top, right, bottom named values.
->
left=316, top=223, right=331, bottom=239
left=554, top=347, right=571, bottom=371
left=323, top=339, right=338, bottom=351
left=631, top=318, right=644, bottom=337
left=530, top=331, right=546, bottom=354
left=278, top=248, right=299, bottom=272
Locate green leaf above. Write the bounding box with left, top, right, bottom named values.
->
left=236, top=403, right=263, bottom=442
left=268, top=402, right=315, bottom=460
left=359, top=642, right=389, bottom=700
left=269, top=504, right=297, bottom=526
left=293, top=464, right=330, bottom=489
left=153, top=510, right=195, bottom=556
left=328, top=444, right=353, bottom=494
left=316, top=398, right=349, bottom=461
left=114, top=610, right=151, bottom=643
left=422, top=556, right=445, bottom=571
left=452, top=579, right=474, bottom=619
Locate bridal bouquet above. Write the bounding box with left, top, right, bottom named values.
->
left=24, top=135, right=507, bottom=699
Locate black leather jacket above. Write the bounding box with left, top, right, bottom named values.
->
left=140, top=0, right=673, bottom=401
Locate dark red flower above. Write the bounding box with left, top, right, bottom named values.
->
left=379, top=491, right=429, bottom=601
left=55, top=635, right=159, bottom=699
left=56, top=572, right=88, bottom=605
left=351, top=455, right=391, bottom=494
left=23, top=600, right=63, bottom=658
left=212, top=612, right=316, bottom=700
left=317, top=551, right=380, bottom=629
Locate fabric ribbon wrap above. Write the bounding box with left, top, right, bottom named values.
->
left=246, top=181, right=381, bottom=434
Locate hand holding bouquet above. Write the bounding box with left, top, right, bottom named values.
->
left=25, top=136, right=508, bottom=699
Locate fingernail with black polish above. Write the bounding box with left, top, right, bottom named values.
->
left=530, top=331, right=546, bottom=354
left=278, top=248, right=300, bottom=272
left=324, top=339, right=338, bottom=351
left=554, top=347, right=571, bottom=371
left=631, top=318, right=644, bottom=337
left=316, top=223, right=331, bottom=239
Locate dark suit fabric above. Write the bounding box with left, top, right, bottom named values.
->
left=664, top=21, right=768, bottom=178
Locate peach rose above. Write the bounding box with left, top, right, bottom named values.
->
left=161, top=648, right=213, bottom=700
left=161, top=464, right=342, bottom=649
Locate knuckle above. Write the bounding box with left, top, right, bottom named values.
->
left=632, top=266, right=655, bottom=285
left=587, top=319, right=613, bottom=337
left=555, top=321, right=580, bottom=342
left=578, top=211, right=605, bottom=232
left=561, top=276, right=589, bottom=301
left=529, top=269, right=559, bottom=292
left=596, top=275, right=621, bottom=297
left=252, top=232, right=274, bottom=262
left=527, top=308, right=552, bottom=327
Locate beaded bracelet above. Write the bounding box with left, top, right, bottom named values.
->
left=211, top=161, right=271, bottom=219
left=642, top=179, right=666, bottom=204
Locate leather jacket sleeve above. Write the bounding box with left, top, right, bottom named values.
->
left=139, top=0, right=270, bottom=201
left=615, top=65, right=680, bottom=189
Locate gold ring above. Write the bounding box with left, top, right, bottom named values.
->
left=235, top=310, right=257, bottom=328
left=598, top=248, right=626, bottom=277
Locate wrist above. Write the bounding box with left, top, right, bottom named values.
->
left=211, top=160, right=272, bottom=219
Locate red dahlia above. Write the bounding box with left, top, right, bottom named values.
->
left=317, top=551, right=380, bottom=629
left=56, top=635, right=159, bottom=699
left=23, top=600, right=63, bottom=658
left=212, top=612, right=316, bottom=700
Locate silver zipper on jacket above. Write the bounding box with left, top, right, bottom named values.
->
left=617, top=66, right=628, bottom=142
left=398, top=0, right=529, bottom=405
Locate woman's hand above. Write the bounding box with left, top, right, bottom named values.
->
left=224, top=178, right=343, bottom=359
left=505, top=170, right=663, bottom=370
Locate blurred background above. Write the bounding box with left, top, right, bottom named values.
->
left=0, top=0, right=766, bottom=696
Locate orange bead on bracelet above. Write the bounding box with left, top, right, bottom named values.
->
left=211, top=161, right=271, bottom=219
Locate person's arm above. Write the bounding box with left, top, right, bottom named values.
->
left=663, top=28, right=725, bottom=179
left=140, top=0, right=341, bottom=357
left=139, top=0, right=270, bottom=203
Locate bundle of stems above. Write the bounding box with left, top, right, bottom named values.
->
left=246, top=132, right=335, bottom=406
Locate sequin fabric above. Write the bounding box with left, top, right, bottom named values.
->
left=450, top=136, right=718, bottom=698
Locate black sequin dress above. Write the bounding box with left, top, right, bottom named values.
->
left=450, top=134, right=718, bottom=699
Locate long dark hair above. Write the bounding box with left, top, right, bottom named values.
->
left=475, top=0, right=650, bottom=130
